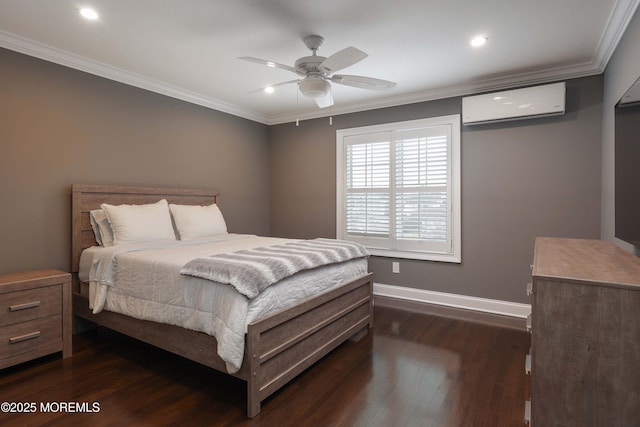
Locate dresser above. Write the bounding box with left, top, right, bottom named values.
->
left=1, top=269, right=72, bottom=369
left=528, top=238, right=640, bottom=427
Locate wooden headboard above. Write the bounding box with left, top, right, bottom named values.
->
left=71, top=184, right=219, bottom=273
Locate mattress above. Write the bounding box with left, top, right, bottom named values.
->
left=79, top=234, right=368, bottom=373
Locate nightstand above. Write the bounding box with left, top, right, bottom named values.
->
left=1, top=269, right=72, bottom=369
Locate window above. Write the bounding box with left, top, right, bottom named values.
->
left=336, top=115, right=461, bottom=262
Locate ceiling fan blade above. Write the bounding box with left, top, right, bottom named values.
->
left=315, top=89, right=334, bottom=108
left=246, top=79, right=299, bottom=94
left=239, top=56, right=297, bottom=73
left=319, top=47, right=367, bottom=73
left=331, top=74, right=396, bottom=90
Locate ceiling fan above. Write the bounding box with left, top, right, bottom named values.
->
left=240, top=35, right=396, bottom=108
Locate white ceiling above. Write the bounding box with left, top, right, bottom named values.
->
left=0, top=0, right=638, bottom=124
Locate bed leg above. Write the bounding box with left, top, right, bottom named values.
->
left=247, top=385, right=260, bottom=418
left=246, top=327, right=261, bottom=418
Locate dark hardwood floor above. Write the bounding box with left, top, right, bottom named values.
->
left=0, top=306, right=530, bottom=427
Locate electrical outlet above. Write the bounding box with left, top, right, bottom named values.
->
left=392, top=262, right=400, bottom=274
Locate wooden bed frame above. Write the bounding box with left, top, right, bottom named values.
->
left=70, top=184, right=373, bottom=418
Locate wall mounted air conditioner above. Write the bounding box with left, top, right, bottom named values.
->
left=462, top=82, right=565, bottom=125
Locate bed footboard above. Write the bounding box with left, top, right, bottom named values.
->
left=245, top=273, right=373, bottom=417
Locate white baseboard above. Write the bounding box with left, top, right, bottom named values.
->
left=373, top=283, right=531, bottom=319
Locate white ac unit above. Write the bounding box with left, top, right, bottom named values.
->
left=462, top=82, right=565, bottom=125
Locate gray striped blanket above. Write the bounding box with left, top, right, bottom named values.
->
left=180, top=238, right=369, bottom=299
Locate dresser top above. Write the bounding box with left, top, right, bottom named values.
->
left=533, top=237, right=640, bottom=290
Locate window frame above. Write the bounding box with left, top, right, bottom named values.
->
left=336, top=115, right=461, bottom=263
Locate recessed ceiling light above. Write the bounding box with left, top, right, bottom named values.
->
left=264, top=86, right=275, bottom=94
left=79, top=7, right=99, bottom=20
left=470, top=35, right=488, bottom=47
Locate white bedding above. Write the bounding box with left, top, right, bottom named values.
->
left=79, top=234, right=368, bottom=373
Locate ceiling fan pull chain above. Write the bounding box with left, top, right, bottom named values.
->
left=296, top=85, right=300, bottom=126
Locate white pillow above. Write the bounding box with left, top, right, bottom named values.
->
left=169, top=203, right=228, bottom=240
left=89, top=210, right=104, bottom=246
left=101, top=199, right=176, bottom=245
left=89, top=209, right=114, bottom=246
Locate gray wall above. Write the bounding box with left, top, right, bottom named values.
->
left=269, top=76, right=603, bottom=304
left=602, top=6, right=640, bottom=253
left=0, top=48, right=271, bottom=275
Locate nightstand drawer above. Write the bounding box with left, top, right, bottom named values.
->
left=0, top=285, right=61, bottom=326
left=1, top=315, right=62, bottom=359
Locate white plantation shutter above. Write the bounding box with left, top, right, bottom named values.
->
left=345, top=135, right=390, bottom=239
left=337, top=115, right=461, bottom=262
left=393, top=127, right=451, bottom=253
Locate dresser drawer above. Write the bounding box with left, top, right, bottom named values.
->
left=0, top=285, right=61, bottom=326
left=1, top=315, right=62, bottom=359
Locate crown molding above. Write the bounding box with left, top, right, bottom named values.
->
left=593, top=0, right=640, bottom=70
left=0, top=30, right=270, bottom=125
left=267, top=61, right=602, bottom=125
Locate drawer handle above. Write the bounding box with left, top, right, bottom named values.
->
left=9, top=300, right=41, bottom=312
left=526, top=282, right=533, bottom=296
left=9, top=331, right=41, bottom=344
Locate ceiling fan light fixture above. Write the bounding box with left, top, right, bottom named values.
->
left=299, top=77, right=330, bottom=98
